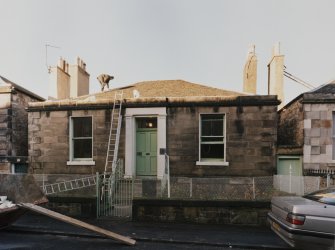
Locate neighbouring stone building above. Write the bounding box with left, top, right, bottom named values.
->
left=0, top=76, right=44, bottom=173
left=28, top=80, right=279, bottom=179
left=277, top=81, right=335, bottom=175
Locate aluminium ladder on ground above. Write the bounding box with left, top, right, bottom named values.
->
left=104, top=90, right=123, bottom=175
left=42, top=175, right=96, bottom=195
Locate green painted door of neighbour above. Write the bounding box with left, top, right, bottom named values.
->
left=136, top=118, right=157, bottom=176
left=277, top=157, right=302, bottom=176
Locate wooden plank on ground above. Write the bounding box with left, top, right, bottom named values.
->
left=19, top=203, right=136, bottom=246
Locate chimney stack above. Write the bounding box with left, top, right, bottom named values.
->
left=48, top=58, right=70, bottom=100
left=68, top=57, right=90, bottom=98
left=48, top=57, right=90, bottom=100
left=268, top=43, right=284, bottom=109
left=243, top=45, right=257, bottom=94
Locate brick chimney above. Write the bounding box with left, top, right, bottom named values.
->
left=243, top=45, right=257, bottom=94
left=48, top=57, right=90, bottom=100
left=268, top=43, right=284, bottom=109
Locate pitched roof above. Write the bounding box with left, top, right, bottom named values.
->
left=0, top=75, right=45, bottom=101
left=279, top=80, right=335, bottom=111
left=308, top=80, right=335, bottom=94
left=28, top=79, right=280, bottom=110
left=77, top=79, right=245, bottom=101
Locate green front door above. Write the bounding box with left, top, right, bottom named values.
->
left=136, top=118, right=157, bottom=176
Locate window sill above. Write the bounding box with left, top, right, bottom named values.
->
left=66, top=161, right=95, bottom=166
left=196, top=161, right=229, bottom=166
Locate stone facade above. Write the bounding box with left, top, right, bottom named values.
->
left=29, top=109, right=117, bottom=174
left=303, top=103, right=335, bottom=170
left=0, top=77, right=44, bottom=173
left=28, top=98, right=278, bottom=177
left=168, top=105, right=278, bottom=177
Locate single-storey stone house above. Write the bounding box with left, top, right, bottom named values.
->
left=0, top=76, right=44, bottom=173
left=28, top=80, right=279, bottom=179
left=277, top=81, right=335, bottom=175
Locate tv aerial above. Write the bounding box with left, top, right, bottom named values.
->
left=45, top=44, right=61, bottom=73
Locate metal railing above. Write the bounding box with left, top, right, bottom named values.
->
left=159, top=176, right=275, bottom=200
left=28, top=170, right=334, bottom=204
left=97, top=160, right=133, bottom=218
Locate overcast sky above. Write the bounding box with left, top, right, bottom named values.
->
left=1, top=0, right=335, bottom=104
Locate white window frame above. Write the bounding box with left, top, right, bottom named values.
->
left=67, top=116, right=95, bottom=166
left=196, top=113, right=229, bottom=166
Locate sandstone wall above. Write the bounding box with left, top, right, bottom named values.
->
left=167, top=105, right=278, bottom=177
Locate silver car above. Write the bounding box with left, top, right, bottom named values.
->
left=268, top=188, right=335, bottom=249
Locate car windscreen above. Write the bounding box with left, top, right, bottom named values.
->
left=303, top=188, right=335, bottom=205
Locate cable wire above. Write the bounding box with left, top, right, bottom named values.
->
left=283, top=70, right=315, bottom=90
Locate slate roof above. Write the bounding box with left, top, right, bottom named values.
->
left=308, top=81, right=335, bottom=94
left=279, top=80, right=335, bottom=112
left=28, top=79, right=280, bottom=110
left=77, top=79, right=245, bottom=101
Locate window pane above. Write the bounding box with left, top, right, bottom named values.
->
left=14, top=164, right=28, bottom=173
left=201, top=137, right=224, bottom=142
left=73, top=139, right=92, bottom=158
left=73, top=117, right=92, bottom=137
left=304, top=188, right=335, bottom=205
left=201, top=115, right=224, bottom=136
left=137, top=118, right=157, bottom=129
left=201, top=143, right=224, bottom=159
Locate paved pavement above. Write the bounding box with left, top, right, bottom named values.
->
left=7, top=211, right=290, bottom=249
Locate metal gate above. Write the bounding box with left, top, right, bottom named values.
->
left=97, top=160, right=133, bottom=219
